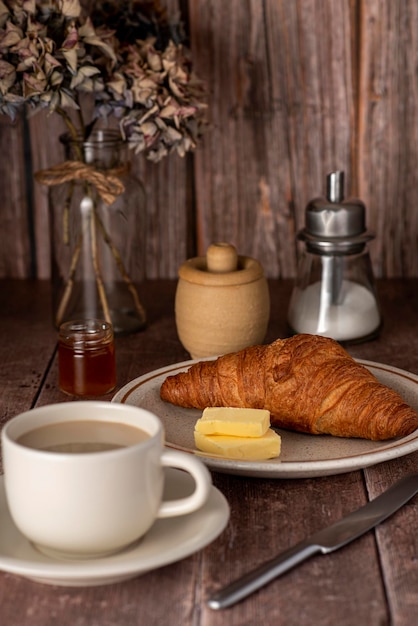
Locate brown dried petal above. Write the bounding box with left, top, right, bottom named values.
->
left=165, top=125, right=182, bottom=142
left=0, top=1, right=10, bottom=28
left=58, top=88, right=79, bottom=109
left=22, top=1, right=36, bottom=14
left=130, top=77, right=158, bottom=106
left=160, top=98, right=197, bottom=119
left=161, top=40, right=177, bottom=63
left=78, top=17, right=117, bottom=63
left=12, top=39, right=33, bottom=58
left=177, top=104, right=199, bottom=119
left=0, top=59, right=16, bottom=94
left=140, top=120, right=158, bottom=138
left=1, top=22, right=23, bottom=47
left=61, top=24, right=78, bottom=51
left=60, top=0, right=81, bottom=19
left=70, top=64, right=100, bottom=88
left=159, top=102, right=178, bottom=119
left=146, top=48, right=162, bottom=72
left=44, top=89, right=58, bottom=109
left=16, top=56, right=36, bottom=72
left=154, top=116, right=167, bottom=131
left=130, top=88, right=153, bottom=107
left=4, top=91, right=24, bottom=104
left=0, top=59, right=15, bottom=77
left=44, top=38, right=55, bottom=54
left=61, top=47, right=78, bottom=72
left=137, top=103, right=159, bottom=125
left=75, top=74, right=104, bottom=94
left=49, top=69, right=63, bottom=86
left=44, top=52, right=62, bottom=74
left=176, top=136, right=195, bottom=158
left=77, top=17, right=96, bottom=39
left=23, top=70, right=46, bottom=96
left=161, top=58, right=175, bottom=75
left=168, top=76, right=184, bottom=100
left=11, top=36, right=37, bottom=63
left=106, top=72, right=126, bottom=97
left=168, top=63, right=188, bottom=84
left=147, top=143, right=168, bottom=162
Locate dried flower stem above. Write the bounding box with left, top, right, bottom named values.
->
left=85, top=196, right=112, bottom=325
left=63, top=181, right=75, bottom=245
left=55, top=232, right=82, bottom=327
left=95, top=212, right=147, bottom=324
left=56, top=108, right=82, bottom=151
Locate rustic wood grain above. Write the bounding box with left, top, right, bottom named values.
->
left=1, top=2, right=418, bottom=274
left=0, top=278, right=417, bottom=626
left=357, top=0, right=418, bottom=278
left=28, top=111, right=69, bottom=279
left=190, top=0, right=357, bottom=278
left=0, top=115, right=32, bottom=278
left=135, top=157, right=190, bottom=279
left=205, top=472, right=387, bottom=626
left=365, top=455, right=418, bottom=626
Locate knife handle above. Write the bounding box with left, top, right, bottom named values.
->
left=207, top=541, right=321, bottom=610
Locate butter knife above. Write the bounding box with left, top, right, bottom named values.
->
left=208, top=473, right=418, bottom=610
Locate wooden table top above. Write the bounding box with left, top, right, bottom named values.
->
left=0, top=278, right=417, bottom=626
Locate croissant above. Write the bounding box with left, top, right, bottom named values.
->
left=160, top=334, right=418, bottom=440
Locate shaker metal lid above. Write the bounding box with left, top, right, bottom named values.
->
left=304, top=171, right=366, bottom=238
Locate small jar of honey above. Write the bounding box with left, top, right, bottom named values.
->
left=58, top=320, right=116, bottom=396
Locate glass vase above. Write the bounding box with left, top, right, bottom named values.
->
left=48, top=130, right=146, bottom=334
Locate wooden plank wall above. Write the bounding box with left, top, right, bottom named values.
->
left=0, top=0, right=417, bottom=280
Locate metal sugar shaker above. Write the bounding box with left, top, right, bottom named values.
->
left=287, top=171, right=381, bottom=343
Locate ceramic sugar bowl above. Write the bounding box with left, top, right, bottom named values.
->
left=175, top=243, right=270, bottom=359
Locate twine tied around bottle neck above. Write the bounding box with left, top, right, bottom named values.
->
left=34, top=160, right=131, bottom=206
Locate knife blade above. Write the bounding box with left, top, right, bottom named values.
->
left=208, top=473, right=418, bottom=610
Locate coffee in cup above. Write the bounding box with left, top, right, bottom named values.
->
left=16, top=419, right=149, bottom=453
left=2, top=402, right=211, bottom=559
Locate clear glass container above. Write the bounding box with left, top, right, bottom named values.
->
left=58, top=319, right=116, bottom=396
left=287, top=171, right=381, bottom=343
left=288, top=249, right=381, bottom=342
left=49, top=130, right=146, bottom=334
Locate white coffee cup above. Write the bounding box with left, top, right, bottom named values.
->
left=1, top=402, right=211, bottom=559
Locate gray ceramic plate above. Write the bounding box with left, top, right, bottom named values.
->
left=112, top=359, right=418, bottom=478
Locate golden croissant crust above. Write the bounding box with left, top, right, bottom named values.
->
left=160, top=334, right=418, bottom=440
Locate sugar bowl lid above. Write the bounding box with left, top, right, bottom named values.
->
left=178, top=243, right=265, bottom=286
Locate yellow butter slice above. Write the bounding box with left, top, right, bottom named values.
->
left=195, top=407, right=270, bottom=437
left=194, top=428, right=281, bottom=461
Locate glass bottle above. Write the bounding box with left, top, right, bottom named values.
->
left=49, top=130, right=146, bottom=334
left=287, top=171, right=381, bottom=343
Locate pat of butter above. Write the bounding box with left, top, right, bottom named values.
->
left=194, top=428, right=281, bottom=461
left=195, top=407, right=270, bottom=437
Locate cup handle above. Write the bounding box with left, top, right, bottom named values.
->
left=157, top=449, right=212, bottom=518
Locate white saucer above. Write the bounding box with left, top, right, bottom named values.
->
left=0, top=469, right=229, bottom=587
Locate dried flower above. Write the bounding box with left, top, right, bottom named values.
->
left=0, top=0, right=207, bottom=161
